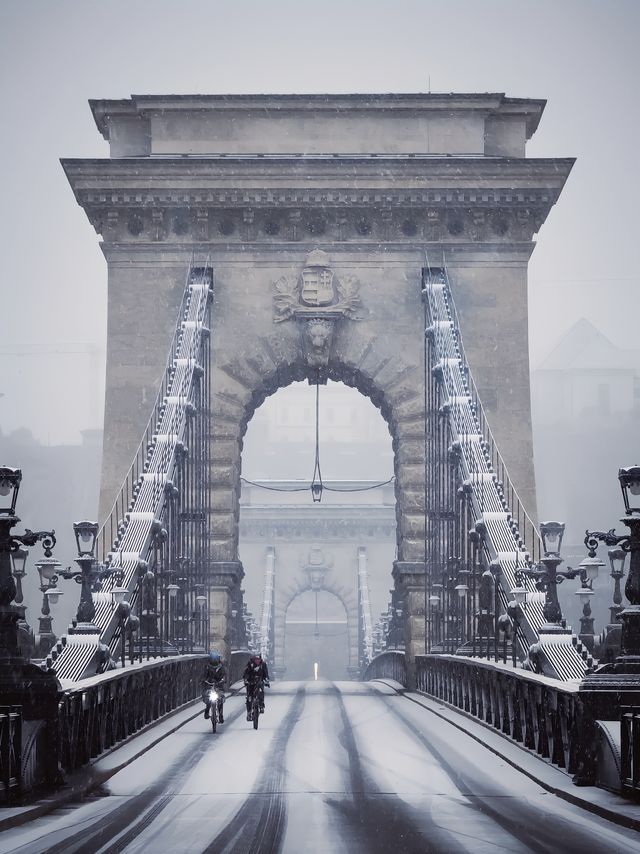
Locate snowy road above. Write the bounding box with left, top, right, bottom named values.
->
left=1, top=680, right=638, bottom=853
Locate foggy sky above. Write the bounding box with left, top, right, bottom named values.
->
left=1, top=0, right=639, bottom=445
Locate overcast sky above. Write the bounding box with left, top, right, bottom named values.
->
left=1, top=0, right=639, bottom=445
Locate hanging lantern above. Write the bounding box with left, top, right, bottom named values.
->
left=311, top=480, right=323, bottom=503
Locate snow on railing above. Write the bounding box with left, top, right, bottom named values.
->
left=422, top=267, right=587, bottom=680
left=51, top=262, right=213, bottom=682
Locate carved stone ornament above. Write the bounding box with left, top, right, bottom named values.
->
left=273, top=250, right=361, bottom=377
left=273, top=250, right=361, bottom=322
left=301, top=544, right=334, bottom=591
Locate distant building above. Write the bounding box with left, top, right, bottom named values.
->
left=531, top=319, right=640, bottom=635
left=532, top=318, right=640, bottom=422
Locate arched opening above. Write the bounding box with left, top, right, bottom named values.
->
left=238, top=379, right=396, bottom=677
left=285, top=589, right=349, bottom=680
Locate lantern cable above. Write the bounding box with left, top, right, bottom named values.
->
left=240, top=379, right=394, bottom=495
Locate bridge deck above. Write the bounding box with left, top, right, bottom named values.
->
left=2, top=681, right=637, bottom=853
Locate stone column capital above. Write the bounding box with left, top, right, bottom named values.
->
left=208, top=560, right=245, bottom=588
left=392, top=560, right=426, bottom=589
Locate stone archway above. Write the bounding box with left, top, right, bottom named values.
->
left=272, top=544, right=359, bottom=678
left=209, top=250, right=427, bottom=665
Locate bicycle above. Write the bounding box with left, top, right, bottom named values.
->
left=205, top=684, right=224, bottom=733
left=246, top=678, right=266, bottom=730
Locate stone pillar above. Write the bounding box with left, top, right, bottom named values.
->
left=262, top=546, right=276, bottom=663
left=392, top=560, right=426, bottom=689
left=208, top=560, right=244, bottom=662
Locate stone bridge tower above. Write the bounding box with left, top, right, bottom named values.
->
left=63, top=93, right=573, bottom=665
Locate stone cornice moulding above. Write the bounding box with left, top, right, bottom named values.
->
left=62, top=156, right=574, bottom=189
left=89, top=93, right=546, bottom=140
left=87, top=204, right=549, bottom=245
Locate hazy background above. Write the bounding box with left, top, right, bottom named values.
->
left=1, top=0, right=638, bottom=637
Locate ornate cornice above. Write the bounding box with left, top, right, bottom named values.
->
left=62, top=156, right=572, bottom=245
left=79, top=203, right=550, bottom=245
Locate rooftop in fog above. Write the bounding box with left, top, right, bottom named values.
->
left=90, top=93, right=546, bottom=159
left=537, top=318, right=640, bottom=372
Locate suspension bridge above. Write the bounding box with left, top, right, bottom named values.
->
left=1, top=92, right=639, bottom=851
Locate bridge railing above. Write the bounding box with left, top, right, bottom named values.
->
left=362, top=650, right=407, bottom=685
left=51, top=263, right=213, bottom=681
left=422, top=268, right=589, bottom=680
left=0, top=707, right=21, bottom=804
left=415, top=654, right=582, bottom=774
left=57, top=655, right=205, bottom=775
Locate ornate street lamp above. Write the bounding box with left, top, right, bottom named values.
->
left=607, top=546, right=627, bottom=625
left=515, top=521, right=583, bottom=633
left=0, top=467, right=56, bottom=660
left=111, top=582, right=131, bottom=668
left=58, top=521, right=114, bottom=634
left=583, top=466, right=640, bottom=669
left=34, top=557, right=63, bottom=659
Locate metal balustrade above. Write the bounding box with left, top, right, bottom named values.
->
left=56, top=655, right=205, bottom=775
left=365, top=652, right=583, bottom=776
left=0, top=707, right=21, bottom=803
left=621, top=707, right=640, bottom=798
left=51, top=263, right=213, bottom=681
left=362, top=651, right=407, bottom=685
left=422, top=268, right=588, bottom=679
left=414, top=655, right=582, bottom=774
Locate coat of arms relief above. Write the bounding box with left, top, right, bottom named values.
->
left=273, top=250, right=361, bottom=381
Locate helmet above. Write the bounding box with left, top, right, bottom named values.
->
left=209, top=651, right=221, bottom=663
left=250, top=655, right=262, bottom=666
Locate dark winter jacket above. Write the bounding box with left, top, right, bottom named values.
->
left=243, top=659, right=269, bottom=684
left=202, top=661, right=226, bottom=689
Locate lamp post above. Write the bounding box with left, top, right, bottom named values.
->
left=583, top=466, right=640, bottom=670
left=514, top=521, right=584, bottom=633
left=58, top=521, right=113, bottom=634
left=0, top=467, right=56, bottom=659
left=506, top=585, right=528, bottom=668
left=111, top=580, right=131, bottom=668
left=11, top=545, right=35, bottom=659
left=454, top=570, right=469, bottom=650
left=34, top=557, right=63, bottom=659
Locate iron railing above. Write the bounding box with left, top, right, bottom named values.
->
left=421, top=267, right=588, bottom=680
left=415, top=654, right=581, bottom=773
left=57, top=655, right=205, bottom=775
left=0, top=707, right=21, bottom=803
left=51, top=263, right=213, bottom=681
left=362, top=650, right=407, bottom=685
left=621, top=707, right=640, bottom=798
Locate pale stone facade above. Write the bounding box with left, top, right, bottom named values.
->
left=63, top=93, right=572, bottom=667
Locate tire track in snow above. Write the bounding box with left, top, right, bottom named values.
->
left=34, top=703, right=247, bottom=854
left=329, top=683, right=463, bottom=854
left=202, top=685, right=306, bottom=854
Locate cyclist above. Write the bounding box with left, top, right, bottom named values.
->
left=243, top=654, right=270, bottom=720
left=202, top=651, right=226, bottom=723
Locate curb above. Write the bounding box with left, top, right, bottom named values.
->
left=373, top=678, right=640, bottom=833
